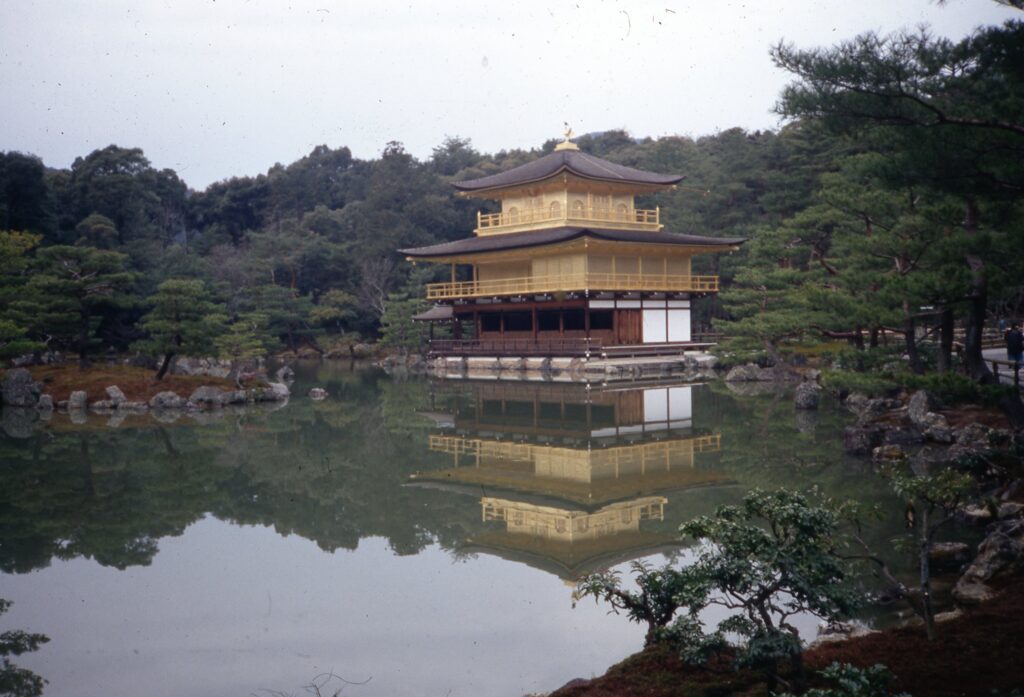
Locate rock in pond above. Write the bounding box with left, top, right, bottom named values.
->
left=1, top=368, right=41, bottom=407
left=872, top=444, right=906, bottom=462
left=309, top=387, right=328, bottom=400
left=68, top=390, right=88, bottom=411
left=254, top=382, right=290, bottom=402
left=105, top=385, right=128, bottom=406
left=1, top=407, right=36, bottom=439
left=188, top=386, right=228, bottom=407
left=930, top=541, right=971, bottom=571
left=907, top=390, right=953, bottom=442
left=150, top=391, right=186, bottom=409
left=351, top=343, right=375, bottom=359
left=724, top=363, right=769, bottom=382
left=794, top=382, right=821, bottom=410
left=843, top=425, right=884, bottom=455
left=956, top=422, right=992, bottom=447
left=952, top=518, right=1024, bottom=605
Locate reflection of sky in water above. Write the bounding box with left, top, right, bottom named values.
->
left=5, top=517, right=647, bottom=697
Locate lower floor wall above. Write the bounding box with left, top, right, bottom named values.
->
left=451, top=297, right=692, bottom=346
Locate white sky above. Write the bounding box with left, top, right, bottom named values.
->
left=1, top=0, right=1016, bottom=190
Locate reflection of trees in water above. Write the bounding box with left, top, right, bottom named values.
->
left=0, top=372, right=906, bottom=582
left=0, top=598, right=49, bottom=697
left=0, top=372, right=479, bottom=573
left=702, top=381, right=913, bottom=587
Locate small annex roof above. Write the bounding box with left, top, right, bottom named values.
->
left=400, top=227, right=746, bottom=260
left=453, top=148, right=684, bottom=193
left=411, top=304, right=454, bottom=322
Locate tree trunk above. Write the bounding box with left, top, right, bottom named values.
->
left=789, top=644, right=808, bottom=694
left=937, top=306, right=954, bottom=373
left=920, top=509, right=935, bottom=641
left=903, top=303, right=925, bottom=375
left=869, top=326, right=880, bottom=348
left=962, top=199, right=993, bottom=382
left=156, top=352, right=176, bottom=380
left=78, top=309, right=91, bottom=370
left=764, top=338, right=784, bottom=369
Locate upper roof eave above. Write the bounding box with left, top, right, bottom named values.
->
left=453, top=149, right=685, bottom=194
left=399, top=227, right=747, bottom=260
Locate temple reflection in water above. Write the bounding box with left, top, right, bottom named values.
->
left=410, top=380, right=731, bottom=580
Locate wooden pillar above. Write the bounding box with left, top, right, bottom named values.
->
left=532, top=306, right=538, bottom=343
left=450, top=264, right=456, bottom=283
left=584, top=300, right=591, bottom=339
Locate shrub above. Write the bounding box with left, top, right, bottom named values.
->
left=776, top=662, right=910, bottom=697
left=898, top=372, right=1014, bottom=407
left=821, top=370, right=899, bottom=398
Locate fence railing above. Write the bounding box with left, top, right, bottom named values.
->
left=476, top=205, right=660, bottom=233
left=428, top=337, right=601, bottom=357
left=990, top=358, right=1022, bottom=390
left=425, top=272, right=720, bottom=300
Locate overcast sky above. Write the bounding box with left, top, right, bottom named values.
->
left=1, top=0, right=1016, bottom=190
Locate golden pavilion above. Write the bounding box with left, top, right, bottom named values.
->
left=400, top=133, right=744, bottom=357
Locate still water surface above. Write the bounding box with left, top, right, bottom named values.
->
left=0, top=363, right=900, bottom=697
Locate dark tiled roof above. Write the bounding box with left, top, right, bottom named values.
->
left=400, top=227, right=746, bottom=259
left=411, top=304, right=454, bottom=321
left=453, top=149, right=684, bottom=192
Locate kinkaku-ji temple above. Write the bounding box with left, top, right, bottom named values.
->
left=400, top=131, right=745, bottom=359
left=408, top=381, right=731, bottom=580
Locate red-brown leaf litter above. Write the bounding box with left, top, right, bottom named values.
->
left=551, top=576, right=1024, bottom=697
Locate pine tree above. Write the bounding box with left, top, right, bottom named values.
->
left=21, top=245, right=134, bottom=368
left=135, top=279, right=227, bottom=380
left=215, top=312, right=277, bottom=362
left=772, top=20, right=1024, bottom=380
left=0, top=231, right=42, bottom=359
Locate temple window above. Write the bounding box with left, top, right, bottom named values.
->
left=538, top=311, right=560, bottom=332
left=589, top=310, right=613, bottom=330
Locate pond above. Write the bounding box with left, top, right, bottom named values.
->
left=0, top=363, right=905, bottom=697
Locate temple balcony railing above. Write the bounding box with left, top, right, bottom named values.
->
left=428, top=434, right=722, bottom=461
left=424, top=272, right=719, bottom=300
left=475, top=206, right=660, bottom=235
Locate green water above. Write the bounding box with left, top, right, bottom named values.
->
left=0, top=363, right=904, bottom=697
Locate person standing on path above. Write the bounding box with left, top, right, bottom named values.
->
left=1006, top=323, right=1024, bottom=366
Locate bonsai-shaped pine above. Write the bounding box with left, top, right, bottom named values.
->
left=574, top=559, right=703, bottom=647
left=672, top=489, right=861, bottom=694
left=0, top=598, right=49, bottom=697
left=575, top=489, right=861, bottom=694
left=135, top=279, right=227, bottom=380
